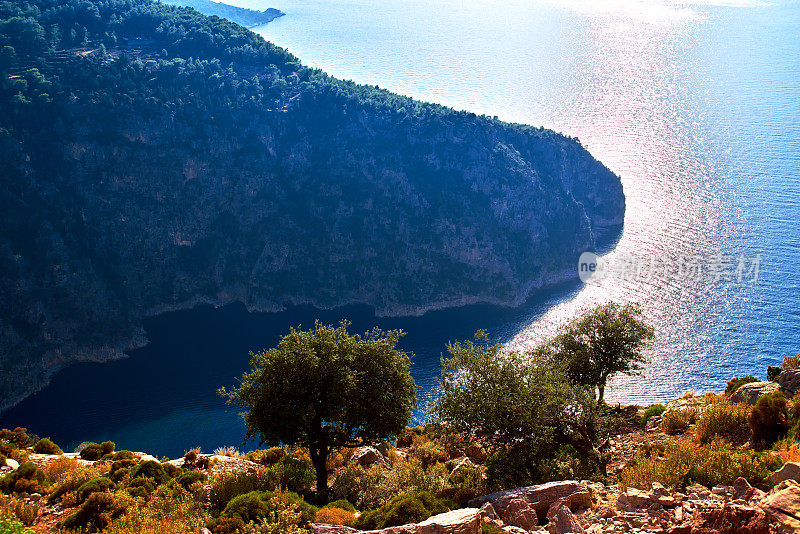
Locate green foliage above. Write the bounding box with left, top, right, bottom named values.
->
left=221, top=490, right=317, bottom=526
left=481, top=523, right=507, bottom=534
left=783, top=355, right=800, bottom=370
left=695, top=401, right=750, bottom=444
left=547, top=302, right=654, bottom=402
left=620, top=439, right=783, bottom=491
left=78, top=442, right=114, bottom=461
left=725, top=376, right=758, bottom=396
left=768, top=366, right=782, bottom=381
left=748, top=391, right=792, bottom=447
left=112, top=450, right=134, bottom=461
left=0, top=516, right=35, bottom=534
left=661, top=409, right=697, bottom=434
left=0, top=429, right=35, bottom=449
left=221, top=321, right=416, bottom=501
left=323, top=499, right=355, bottom=512
left=76, top=477, right=116, bottom=504
left=210, top=468, right=278, bottom=510
left=0, top=462, right=46, bottom=494
left=129, top=460, right=169, bottom=486
left=353, top=491, right=450, bottom=530
left=62, top=492, right=127, bottom=532
left=245, top=447, right=286, bottom=465
left=434, top=331, right=608, bottom=488
left=274, top=455, right=315, bottom=495
left=177, top=470, right=207, bottom=489
left=641, top=404, right=666, bottom=428
left=32, top=437, right=63, bottom=455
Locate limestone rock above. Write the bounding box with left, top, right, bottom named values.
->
left=759, top=480, right=800, bottom=532
left=499, top=498, right=538, bottom=531
left=4, top=458, right=19, bottom=470
left=778, top=368, right=800, bottom=397
left=469, top=480, right=589, bottom=518
left=770, top=462, right=800, bottom=485
left=350, top=446, right=387, bottom=467
left=478, top=502, right=499, bottom=521
left=687, top=503, right=771, bottom=534
left=616, top=488, right=651, bottom=510
left=416, top=508, right=481, bottom=534
left=729, top=381, right=779, bottom=405
left=546, top=499, right=584, bottom=534
left=732, top=477, right=764, bottom=502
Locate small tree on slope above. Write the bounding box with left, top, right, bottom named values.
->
left=220, top=320, right=416, bottom=503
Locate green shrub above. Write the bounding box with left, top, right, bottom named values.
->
left=177, top=470, right=207, bottom=489
left=324, top=499, right=356, bottom=512
left=109, top=459, right=136, bottom=482
left=0, top=453, right=6, bottom=466
left=208, top=516, right=245, bottom=534
left=661, top=409, right=697, bottom=434
left=79, top=443, right=104, bottom=461
left=129, top=460, right=169, bottom=486
left=396, top=427, right=422, bottom=448
left=641, top=404, right=666, bottom=428
left=221, top=489, right=317, bottom=525
left=250, top=447, right=286, bottom=465
left=783, top=355, right=800, bottom=370
left=111, top=450, right=134, bottom=461
left=0, top=516, right=35, bottom=533
left=481, top=523, right=506, bottom=534
left=725, top=376, right=758, bottom=396
left=210, top=468, right=279, bottom=509
left=0, top=462, right=46, bottom=494
left=748, top=391, right=792, bottom=447
left=76, top=477, right=116, bottom=503
left=409, top=441, right=448, bottom=469
left=695, top=401, right=750, bottom=444
left=620, top=439, right=783, bottom=490
left=767, top=366, right=782, bottom=381
left=353, top=491, right=450, bottom=530
left=126, top=477, right=156, bottom=499
left=275, top=455, right=315, bottom=494
left=0, top=429, right=35, bottom=448
left=62, top=492, right=126, bottom=532
left=33, top=437, right=63, bottom=455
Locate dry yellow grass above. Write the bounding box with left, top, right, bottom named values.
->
left=315, top=507, right=356, bottom=526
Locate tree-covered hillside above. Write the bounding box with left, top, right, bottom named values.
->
left=0, top=0, right=624, bottom=410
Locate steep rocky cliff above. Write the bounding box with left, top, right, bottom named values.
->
left=0, top=0, right=624, bottom=411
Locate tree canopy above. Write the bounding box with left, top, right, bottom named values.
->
left=220, top=321, right=416, bottom=502
left=548, top=302, right=655, bottom=402
left=433, top=331, right=609, bottom=488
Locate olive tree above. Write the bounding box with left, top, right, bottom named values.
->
left=434, top=331, right=607, bottom=488
left=549, top=302, right=654, bottom=403
left=220, top=321, right=416, bottom=502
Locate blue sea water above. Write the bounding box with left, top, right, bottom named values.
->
left=1, top=0, right=799, bottom=457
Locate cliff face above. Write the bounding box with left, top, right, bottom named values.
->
left=0, top=0, right=624, bottom=411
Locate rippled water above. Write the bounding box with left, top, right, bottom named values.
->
left=254, top=0, right=800, bottom=401
left=1, top=0, right=798, bottom=456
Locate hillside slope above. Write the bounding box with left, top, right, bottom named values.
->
left=0, top=0, right=624, bottom=410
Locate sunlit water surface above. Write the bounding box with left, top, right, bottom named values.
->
left=1, top=0, right=798, bottom=456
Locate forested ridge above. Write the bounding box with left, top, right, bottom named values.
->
left=0, top=0, right=624, bottom=410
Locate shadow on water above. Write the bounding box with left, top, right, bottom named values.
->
left=0, top=278, right=584, bottom=458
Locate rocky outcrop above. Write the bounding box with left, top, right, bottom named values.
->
left=728, top=381, right=779, bottom=405
left=777, top=369, right=800, bottom=398
left=547, top=498, right=584, bottom=534
left=499, top=498, right=538, bottom=531
left=468, top=480, right=591, bottom=518
left=759, top=480, right=800, bottom=532
left=350, top=446, right=388, bottom=468
left=0, top=0, right=626, bottom=412
left=770, top=462, right=800, bottom=485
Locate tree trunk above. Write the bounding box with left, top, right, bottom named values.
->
left=309, top=416, right=329, bottom=504
left=597, top=385, right=605, bottom=404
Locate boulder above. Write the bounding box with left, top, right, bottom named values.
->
left=616, top=488, right=651, bottom=510
left=771, top=462, right=800, bottom=485
left=499, top=498, right=537, bottom=531
left=732, top=477, right=764, bottom=501
left=759, top=480, right=800, bottom=532
left=478, top=502, right=499, bottom=521
left=350, top=446, right=387, bottom=467
left=546, top=499, right=584, bottom=534
left=416, top=508, right=481, bottom=534
left=683, top=503, right=771, bottom=534
left=4, top=458, right=19, bottom=470
left=468, top=480, right=589, bottom=518
left=778, top=368, right=800, bottom=397
left=729, top=381, right=779, bottom=405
